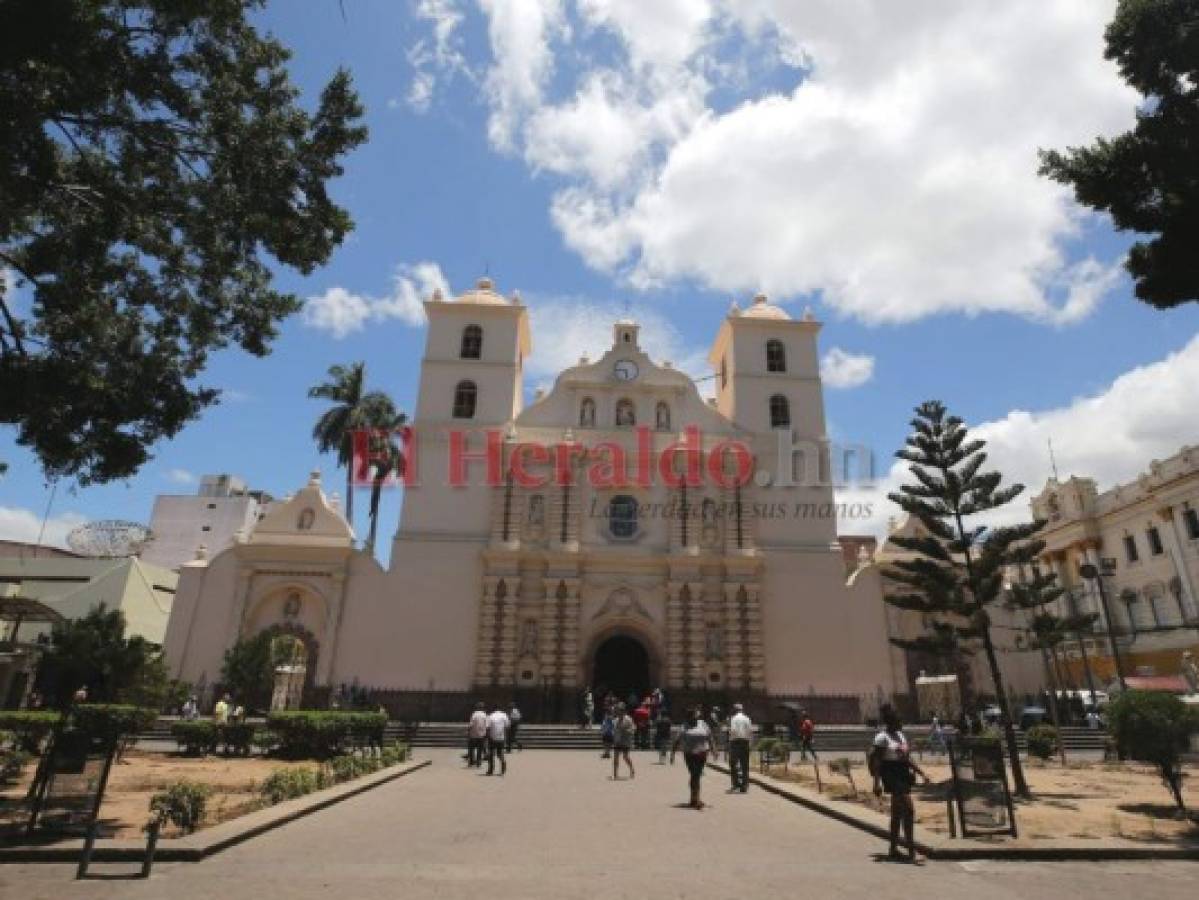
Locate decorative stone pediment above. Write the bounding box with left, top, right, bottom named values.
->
left=592, top=587, right=651, bottom=622
left=249, top=471, right=354, bottom=547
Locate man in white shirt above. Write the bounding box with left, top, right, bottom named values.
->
left=727, top=703, right=754, bottom=793
left=486, top=705, right=511, bottom=776
left=467, top=702, right=489, bottom=768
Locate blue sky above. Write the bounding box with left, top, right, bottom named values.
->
left=3, top=0, right=1198, bottom=559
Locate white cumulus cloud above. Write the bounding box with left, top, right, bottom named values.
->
left=302, top=262, right=449, bottom=338
left=0, top=506, right=89, bottom=549
left=164, top=468, right=196, bottom=485
left=836, top=333, right=1199, bottom=538
left=415, top=0, right=1138, bottom=325
left=820, top=347, right=874, bottom=389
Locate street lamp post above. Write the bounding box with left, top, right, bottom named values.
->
left=1080, top=563, right=1128, bottom=691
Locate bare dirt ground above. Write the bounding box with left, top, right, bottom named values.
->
left=1, top=750, right=315, bottom=838
left=760, top=754, right=1199, bottom=844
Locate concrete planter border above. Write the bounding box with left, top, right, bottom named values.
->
left=0, top=758, right=431, bottom=864
left=709, top=762, right=1199, bottom=861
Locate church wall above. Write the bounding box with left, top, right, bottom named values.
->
left=162, top=550, right=240, bottom=689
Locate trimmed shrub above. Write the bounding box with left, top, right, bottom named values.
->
left=1026, top=725, right=1058, bottom=761
left=266, top=711, right=387, bottom=759
left=150, top=780, right=212, bottom=834
left=259, top=766, right=320, bottom=804
left=171, top=720, right=218, bottom=755
left=0, top=711, right=60, bottom=752
left=1108, top=690, right=1198, bottom=811
left=72, top=704, right=156, bottom=742
left=219, top=722, right=255, bottom=756
left=0, top=749, right=32, bottom=784
left=251, top=729, right=279, bottom=755
left=379, top=741, right=410, bottom=767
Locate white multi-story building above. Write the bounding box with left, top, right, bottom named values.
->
left=139, top=474, right=273, bottom=572
left=1030, top=446, right=1199, bottom=684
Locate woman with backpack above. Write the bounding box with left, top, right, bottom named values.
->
left=868, top=704, right=929, bottom=863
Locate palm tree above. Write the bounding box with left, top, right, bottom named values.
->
left=365, top=411, right=407, bottom=553
left=308, top=362, right=397, bottom=533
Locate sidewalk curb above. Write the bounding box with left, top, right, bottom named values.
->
left=0, top=758, right=432, bottom=865
left=708, top=763, right=1199, bottom=862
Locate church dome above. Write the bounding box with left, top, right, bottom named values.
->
left=740, top=293, right=791, bottom=320
left=454, top=276, right=511, bottom=306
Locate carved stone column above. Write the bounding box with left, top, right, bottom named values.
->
left=665, top=582, right=687, bottom=688
left=540, top=578, right=562, bottom=685
left=559, top=578, right=582, bottom=687
left=1159, top=506, right=1199, bottom=621
left=475, top=577, right=501, bottom=685
left=722, top=584, right=746, bottom=690
left=743, top=583, right=765, bottom=691
left=496, top=579, right=518, bottom=686
left=227, top=569, right=255, bottom=650
left=687, top=581, right=706, bottom=688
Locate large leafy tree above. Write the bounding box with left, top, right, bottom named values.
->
left=0, top=0, right=367, bottom=483
left=219, top=630, right=274, bottom=711
left=883, top=401, right=1046, bottom=797
left=1039, top=0, right=1199, bottom=309
left=34, top=603, right=172, bottom=709
left=308, top=362, right=397, bottom=531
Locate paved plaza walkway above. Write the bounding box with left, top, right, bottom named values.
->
left=2, top=749, right=1195, bottom=899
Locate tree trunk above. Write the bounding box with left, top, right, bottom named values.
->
left=344, top=464, right=354, bottom=533
left=980, top=626, right=1031, bottom=797
left=366, top=481, right=381, bottom=551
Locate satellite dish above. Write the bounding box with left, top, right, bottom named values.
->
left=67, top=521, right=153, bottom=558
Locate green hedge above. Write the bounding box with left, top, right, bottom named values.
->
left=1026, top=724, right=1058, bottom=760
left=170, top=721, right=257, bottom=756
left=266, top=711, right=386, bottom=759
left=0, top=711, right=60, bottom=752
left=258, top=742, right=410, bottom=806
left=72, top=704, right=157, bottom=741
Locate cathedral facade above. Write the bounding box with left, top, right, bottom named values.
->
left=162, top=279, right=899, bottom=720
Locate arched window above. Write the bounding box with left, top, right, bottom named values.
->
left=452, top=380, right=477, bottom=419
left=766, top=339, right=786, bottom=373
left=769, top=394, right=790, bottom=429
left=579, top=397, right=596, bottom=427
left=608, top=495, right=639, bottom=539
left=460, top=325, right=483, bottom=359
left=655, top=401, right=670, bottom=431
left=615, top=398, right=636, bottom=427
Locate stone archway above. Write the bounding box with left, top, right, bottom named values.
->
left=258, top=622, right=320, bottom=710
left=585, top=628, right=661, bottom=704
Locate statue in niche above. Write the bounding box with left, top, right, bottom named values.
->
left=579, top=398, right=596, bottom=428
left=655, top=401, right=670, bottom=431
left=704, top=624, right=724, bottom=660
left=283, top=592, right=302, bottom=619
left=519, top=619, right=539, bottom=658
left=615, top=399, right=635, bottom=427
left=701, top=498, right=718, bottom=547
left=296, top=508, right=315, bottom=530
left=528, top=494, right=545, bottom=528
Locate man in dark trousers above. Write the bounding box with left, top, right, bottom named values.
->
left=727, top=703, right=753, bottom=792
left=467, top=702, right=488, bottom=767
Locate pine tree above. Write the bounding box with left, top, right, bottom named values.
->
left=883, top=401, right=1044, bottom=797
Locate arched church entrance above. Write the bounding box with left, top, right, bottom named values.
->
left=592, top=634, right=651, bottom=701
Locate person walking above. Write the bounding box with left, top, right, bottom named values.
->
left=486, top=704, right=510, bottom=776
left=213, top=693, right=231, bottom=725
left=707, top=706, right=724, bottom=761
left=655, top=715, right=673, bottom=764
left=611, top=703, right=635, bottom=780
left=632, top=699, right=651, bottom=750
left=581, top=689, right=595, bottom=729
left=181, top=696, right=198, bottom=720
left=727, top=703, right=753, bottom=793
left=508, top=702, right=523, bottom=751
left=869, top=704, right=929, bottom=863
left=929, top=714, right=946, bottom=755
left=467, top=702, right=489, bottom=768
left=798, top=711, right=817, bottom=761
left=671, top=707, right=712, bottom=809
left=600, top=708, right=615, bottom=758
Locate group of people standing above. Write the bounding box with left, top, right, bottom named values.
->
left=465, top=701, right=523, bottom=776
